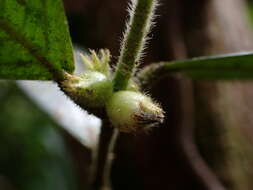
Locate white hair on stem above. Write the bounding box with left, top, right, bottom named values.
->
left=113, top=0, right=160, bottom=91
left=120, top=0, right=159, bottom=64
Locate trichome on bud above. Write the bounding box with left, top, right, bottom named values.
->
left=106, top=90, right=164, bottom=133
left=59, top=49, right=113, bottom=109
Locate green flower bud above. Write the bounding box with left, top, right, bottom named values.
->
left=106, top=91, right=164, bottom=133
left=60, top=71, right=113, bottom=108
left=80, top=49, right=111, bottom=77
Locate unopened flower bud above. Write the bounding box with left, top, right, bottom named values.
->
left=106, top=91, right=164, bottom=133
left=60, top=71, right=113, bottom=108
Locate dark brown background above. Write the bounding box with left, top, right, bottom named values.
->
left=63, top=0, right=253, bottom=190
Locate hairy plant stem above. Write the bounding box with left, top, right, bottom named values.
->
left=113, top=0, right=157, bottom=91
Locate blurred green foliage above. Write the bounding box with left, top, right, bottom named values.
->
left=0, top=81, right=77, bottom=190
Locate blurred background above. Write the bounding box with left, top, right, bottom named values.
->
left=2, top=0, right=253, bottom=189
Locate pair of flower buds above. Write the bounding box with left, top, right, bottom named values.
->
left=60, top=49, right=164, bottom=133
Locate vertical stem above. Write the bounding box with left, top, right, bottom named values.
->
left=92, top=120, right=119, bottom=190
left=113, top=0, right=158, bottom=91
left=102, top=128, right=119, bottom=189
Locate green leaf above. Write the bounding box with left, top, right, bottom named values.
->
left=0, top=0, right=74, bottom=80
left=157, top=52, right=253, bottom=79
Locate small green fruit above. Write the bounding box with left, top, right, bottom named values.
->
left=60, top=71, right=113, bottom=108
left=106, top=91, right=164, bottom=133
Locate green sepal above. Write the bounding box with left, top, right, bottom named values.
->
left=60, top=71, right=113, bottom=108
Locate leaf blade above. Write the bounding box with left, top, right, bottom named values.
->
left=162, top=52, right=253, bottom=79
left=0, top=0, right=74, bottom=80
